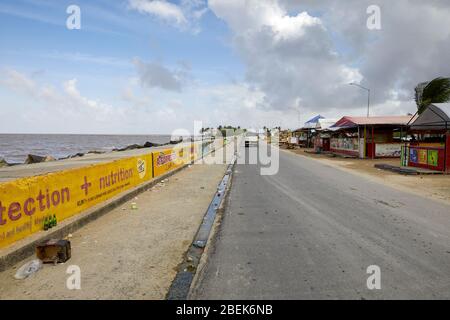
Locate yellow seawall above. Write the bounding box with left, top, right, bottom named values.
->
left=0, top=142, right=205, bottom=248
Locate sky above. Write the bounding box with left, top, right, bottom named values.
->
left=1, top=0, right=449, bottom=134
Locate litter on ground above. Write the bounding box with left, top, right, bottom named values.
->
left=14, top=260, right=43, bottom=280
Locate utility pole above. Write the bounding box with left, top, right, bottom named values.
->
left=350, top=83, right=371, bottom=158
left=349, top=83, right=371, bottom=117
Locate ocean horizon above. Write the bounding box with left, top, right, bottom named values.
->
left=0, top=133, right=177, bottom=164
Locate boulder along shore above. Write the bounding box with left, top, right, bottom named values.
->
left=1, top=138, right=184, bottom=166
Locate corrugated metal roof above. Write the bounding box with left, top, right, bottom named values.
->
left=332, top=115, right=413, bottom=128
left=305, top=115, right=325, bottom=124
left=410, top=103, right=450, bottom=131
left=296, top=115, right=325, bottom=130
left=302, top=122, right=317, bottom=129
left=433, top=103, right=450, bottom=117
left=316, top=118, right=338, bottom=130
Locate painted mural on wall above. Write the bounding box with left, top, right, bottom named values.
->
left=375, top=143, right=403, bottom=157
left=409, top=148, right=439, bottom=167
left=330, top=137, right=359, bottom=152
left=428, top=150, right=439, bottom=166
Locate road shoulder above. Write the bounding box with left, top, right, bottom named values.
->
left=282, top=148, right=450, bottom=206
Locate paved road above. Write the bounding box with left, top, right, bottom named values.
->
left=193, top=145, right=450, bottom=299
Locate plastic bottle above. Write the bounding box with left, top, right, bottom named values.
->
left=14, top=259, right=43, bottom=280
left=43, top=217, right=49, bottom=231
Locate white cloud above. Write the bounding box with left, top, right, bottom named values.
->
left=128, top=0, right=187, bottom=25
left=209, top=0, right=362, bottom=114
left=270, top=11, right=323, bottom=41
left=0, top=68, right=350, bottom=133
left=208, top=0, right=450, bottom=120
left=0, top=69, right=129, bottom=133
left=62, top=79, right=116, bottom=114
left=128, top=0, right=207, bottom=32
left=210, top=0, right=322, bottom=40
left=0, top=69, right=36, bottom=94
left=0, top=68, right=209, bottom=134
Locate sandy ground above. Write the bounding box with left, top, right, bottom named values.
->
left=285, top=147, right=450, bottom=205
left=0, top=160, right=229, bottom=299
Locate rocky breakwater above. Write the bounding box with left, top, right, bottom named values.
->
left=0, top=158, right=9, bottom=168
left=3, top=138, right=185, bottom=166
left=25, top=154, right=56, bottom=164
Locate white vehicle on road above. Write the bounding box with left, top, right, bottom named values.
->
left=244, top=133, right=259, bottom=147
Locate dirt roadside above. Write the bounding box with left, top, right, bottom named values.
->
left=284, top=148, right=450, bottom=205
left=0, top=158, right=230, bottom=299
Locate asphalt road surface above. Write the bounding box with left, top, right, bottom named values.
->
left=193, top=145, right=450, bottom=299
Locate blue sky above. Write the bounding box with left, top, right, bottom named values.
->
left=1, top=0, right=447, bottom=134
left=0, top=0, right=242, bottom=101
left=0, top=0, right=251, bottom=134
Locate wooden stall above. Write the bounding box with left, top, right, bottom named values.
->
left=402, top=103, right=450, bottom=173
left=330, top=115, right=412, bottom=159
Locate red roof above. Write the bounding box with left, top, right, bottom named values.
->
left=332, top=115, right=413, bottom=128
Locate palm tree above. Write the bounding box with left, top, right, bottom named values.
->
left=415, top=77, right=450, bottom=114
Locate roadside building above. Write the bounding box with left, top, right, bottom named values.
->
left=279, top=130, right=292, bottom=144
left=402, top=103, right=450, bottom=173
left=293, top=115, right=324, bottom=148
left=313, top=118, right=339, bottom=153
left=330, top=115, right=412, bottom=159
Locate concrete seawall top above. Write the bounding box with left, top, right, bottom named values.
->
left=0, top=142, right=192, bottom=183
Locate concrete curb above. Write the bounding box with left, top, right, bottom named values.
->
left=187, top=167, right=235, bottom=300
left=0, top=163, right=190, bottom=272
left=374, top=163, right=444, bottom=175
left=166, top=154, right=237, bottom=300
